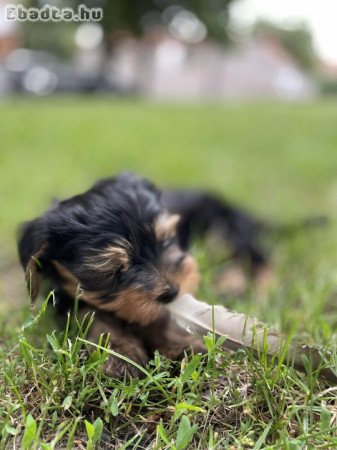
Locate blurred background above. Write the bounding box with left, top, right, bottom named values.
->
left=1, top=0, right=337, bottom=99
left=1, top=0, right=337, bottom=324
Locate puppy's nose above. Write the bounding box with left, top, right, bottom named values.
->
left=157, top=286, right=179, bottom=304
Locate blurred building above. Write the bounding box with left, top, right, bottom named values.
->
left=108, top=31, right=317, bottom=101
left=0, top=0, right=21, bottom=96
left=0, top=0, right=20, bottom=60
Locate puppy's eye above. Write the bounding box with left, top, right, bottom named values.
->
left=162, top=237, right=176, bottom=249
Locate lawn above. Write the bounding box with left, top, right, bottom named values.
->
left=1, top=97, right=337, bottom=448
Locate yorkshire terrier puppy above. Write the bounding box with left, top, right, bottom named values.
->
left=18, top=172, right=324, bottom=378
left=18, top=172, right=204, bottom=378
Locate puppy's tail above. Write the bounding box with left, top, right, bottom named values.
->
left=262, top=215, right=329, bottom=237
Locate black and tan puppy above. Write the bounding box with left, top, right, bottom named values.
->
left=18, top=172, right=324, bottom=377
left=18, top=172, right=204, bottom=378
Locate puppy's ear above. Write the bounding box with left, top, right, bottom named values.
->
left=17, top=219, right=47, bottom=301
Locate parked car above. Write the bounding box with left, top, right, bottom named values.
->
left=4, top=48, right=117, bottom=95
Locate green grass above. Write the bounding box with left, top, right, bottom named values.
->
left=1, top=97, right=337, bottom=448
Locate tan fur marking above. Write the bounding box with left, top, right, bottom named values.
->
left=86, top=244, right=130, bottom=274
left=155, top=213, right=180, bottom=241
left=253, top=264, right=275, bottom=293
left=168, top=254, right=200, bottom=296
left=102, top=286, right=165, bottom=325
left=25, top=243, right=48, bottom=301
left=52, top=260, right=164, bottom=325
left=52, top=260, right=103, bottom=306
left=215, top=265, right=247, bottom=296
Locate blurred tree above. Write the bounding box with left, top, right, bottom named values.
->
left=21, top=0, right=235, bottom=57
left=254, top=20, right=317, bottom=71
left=21, top=22, right=77, bottom=59
left=101, top=0, right=234, bottom=42
left=21, top=0, right=78, bottom=58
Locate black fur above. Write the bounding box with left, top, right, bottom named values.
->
left=162, top=189, right=267, bottom=273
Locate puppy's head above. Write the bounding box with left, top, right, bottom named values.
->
left=18, top=173, right=199, bottom=325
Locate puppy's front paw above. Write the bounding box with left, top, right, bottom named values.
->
left=188, top=337, right=207, bottom=356
left=176, top=336, right=207, bottom=360
left=161, top=336, right=206, bottom=361
left=103, top=356, right=145, bottom=379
